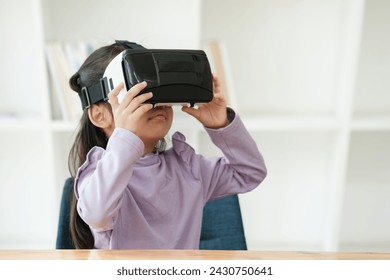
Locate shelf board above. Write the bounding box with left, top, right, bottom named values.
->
left=241, top=115, right=341, bottom=131
left=4, top=116, right=388, bottom=133
left=172, top=113, right=342, bottom=132
left=0, top=119, right=79, bottom=132
left=351, top=116, right=390, bottom=131
left=0, top=118, right=44, bottom=131
left=49, top=120, right=78, bottom=132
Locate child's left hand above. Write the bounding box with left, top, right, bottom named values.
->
left=181, top=74, right=229, bottom=128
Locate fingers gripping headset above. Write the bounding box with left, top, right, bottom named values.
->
left=79, top=40, right=214, bottom=110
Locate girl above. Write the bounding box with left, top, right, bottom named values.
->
left=68, top=41, right=267, bottom=249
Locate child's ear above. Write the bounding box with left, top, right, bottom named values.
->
left=88, top=103, right=113, bottom=130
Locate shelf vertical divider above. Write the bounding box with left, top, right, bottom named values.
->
left=321, top=0, right=366, bottom=251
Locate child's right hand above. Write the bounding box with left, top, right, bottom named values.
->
left=108, top=82, right=154, bottom=136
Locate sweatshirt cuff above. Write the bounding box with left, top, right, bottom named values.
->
left=204, top=107, right=238, bottom=135
left=106, top=127, right=144, bottom=157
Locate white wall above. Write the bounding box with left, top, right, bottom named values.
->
left=0, top=0, right=46, bottom=117
left=42, top=0, right=201, bottom=49
left=353, top=0, right=390, bottom=116
left=201, top=0, right=347, bottom=117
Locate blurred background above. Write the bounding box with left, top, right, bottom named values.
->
left=0, top=0, right=389, bottom=252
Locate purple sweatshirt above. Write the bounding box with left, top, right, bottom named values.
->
left=74, top=109, right=266, bottom=249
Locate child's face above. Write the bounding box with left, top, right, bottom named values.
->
left=136, top=105, right=173, bottom=144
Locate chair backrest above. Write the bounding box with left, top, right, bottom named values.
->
left=56, top=178, right=74, bottom=249
left=56, top=178, right=247, bottom=250
left=200, top=195, right=247, bottom=250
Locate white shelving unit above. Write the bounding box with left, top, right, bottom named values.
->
left=200, top=0, right=390, bottom=252
left=1, top=0, right=389, bottom=252
left=0, top=0, right=57, bottom=249
left=339, top=0, right=390, bottom=252
left=0, top=0, right=202, bottom=249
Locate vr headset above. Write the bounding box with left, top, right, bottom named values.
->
left=79, top=41, right=213, bottom=110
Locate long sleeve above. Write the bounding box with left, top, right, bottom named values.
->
left=188, top=108, right=267, bottom=201
left=74, top=128, right=144, bottom=231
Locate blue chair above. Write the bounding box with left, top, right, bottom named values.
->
left=56, top=178, right=247, bottom=250
left=56, top=178, right=74, bottom=249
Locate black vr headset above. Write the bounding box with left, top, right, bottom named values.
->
left=79, top=41, right=213, bottom=110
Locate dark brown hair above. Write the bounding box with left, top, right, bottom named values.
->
left=68, top=42, right=128, bottom=249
